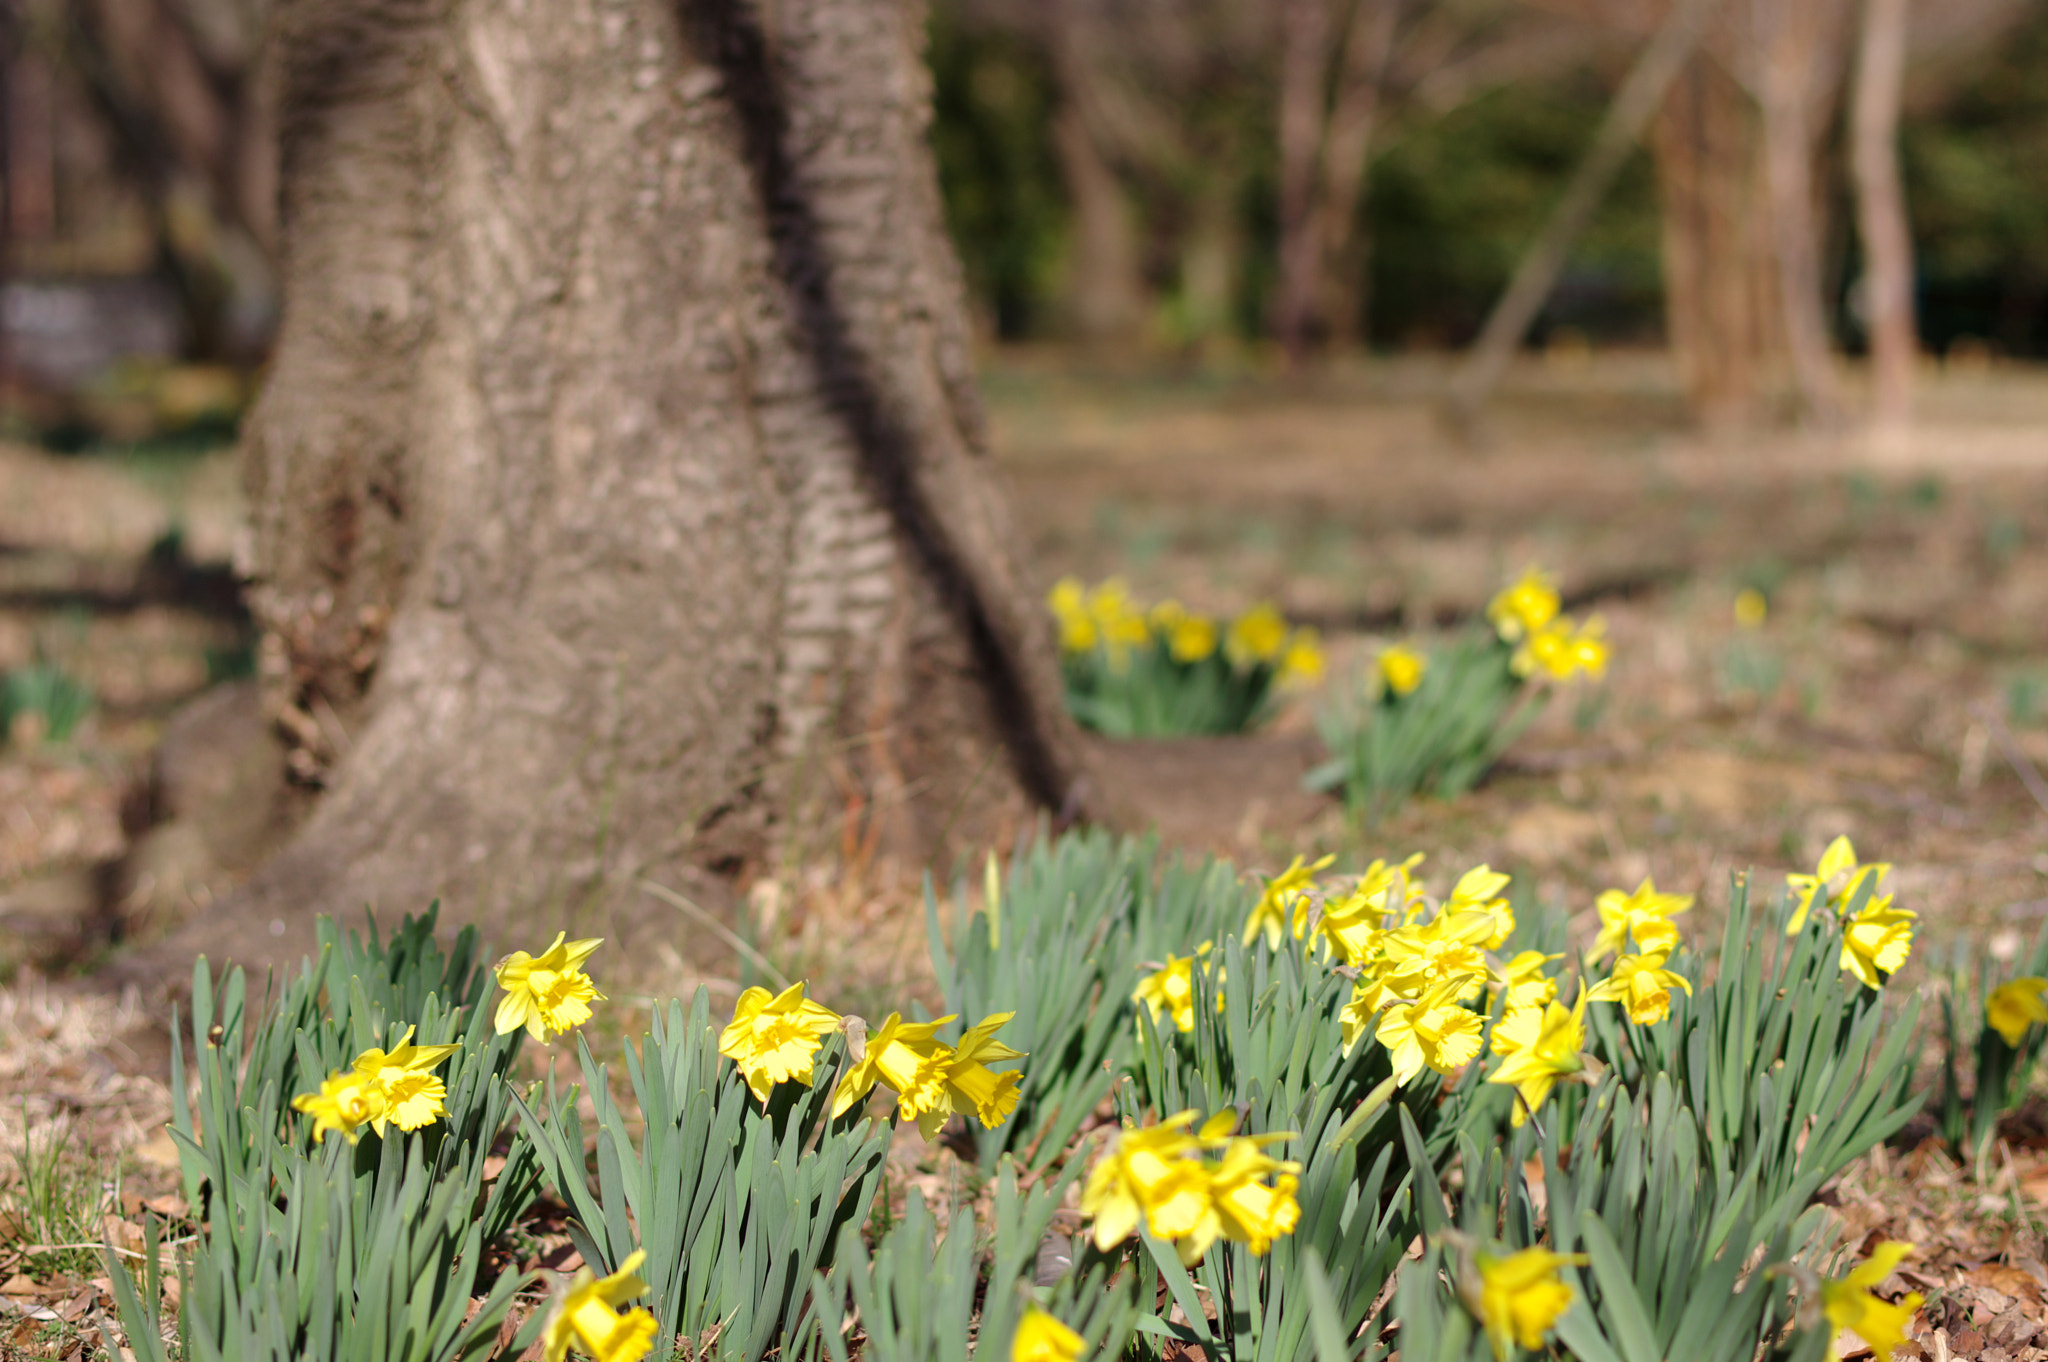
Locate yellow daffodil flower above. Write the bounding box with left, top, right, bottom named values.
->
left=830, top=1012, right=954, bottom=1133
left=719, top=981, right=843, bottom=1105
left=1379, top=644, right=1427, bottom=698
left=942, top=1012, right=1026, bottom=1128
left=1448, top=864, right=1515, bottom=949
left=1840, top=897, right=1917, bottom=990
left=1049, top=578, right=1097, bottom=653
left=1586, top=950, right=1693, bottom=1026
left=542, top=1249, right=659, bottom=1362
left=1134, top=942, right=1222, bottom=1033
left=1591, top=879, right=1691, bottom=961
left=1208, top=1136, right=1302, bottom=1256
left=1374, top=978, right=1484, bottom=1082
left=1012, top=1307, right=1084, bottom=1362
left=1242, top=854, right=1335, bottom=949
left=1786, top=836, right=1890, bottom=933
left=1987, top=977, right=2048, bottom=1046
left=1378, top=910, right=1494, bottom=1002
left=495, top=933, right=606, bottom=1042
left=291, top=1067, right=385, bottom=1146
left=1488, top=1004, right=1541, bottom=1061
left=350, top=1027, right=462, bottom=1135
left=1468, top=1246, right=1587, bottom=1360
left=1487, top=995, right=1586, bottom=1126
left=1491, top=952, right=1561, bottom=1015
left=1080, top=1112, right=1212, bottom=1255
left=1227, top=603, right=1290, bottom=667
left=1735, top=588, right=1768, bottom=629
left=1317, top=854, right=1425, bottom=964
left=1487, top=568, right=1560, bottom=644
left=1168, top=612, right=1219, bottom=663
left=1278, top=628, right=1326, bottom=687
left=1820, top=1241, right=1923, bottom=1361
left=1512, top=615, right=1609, bottom=682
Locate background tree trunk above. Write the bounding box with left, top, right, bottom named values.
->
left=122, top=0, right=1086, bottom=980
left=1651, top=47, right=1771, bottom=427
left=1851, top=0, right=1915, bottom=437
left=1752, top=0, right=1854, bottom=425
left=1273, top=0, right=1332, bottom=364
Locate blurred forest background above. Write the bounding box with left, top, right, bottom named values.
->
left=0, top=0, right=2043, bottom=432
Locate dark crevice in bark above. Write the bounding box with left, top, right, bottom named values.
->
left=680, top=0, right=1069, bottom=813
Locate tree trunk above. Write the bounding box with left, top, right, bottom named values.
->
left=1049, top=76, right=1145, bottom=345
left=1753, top=0, right=1854, bottom=425
left=1651, top=48, right=1769, bottom=426
left=121, top=0, right=1087, bottom=980
left=1273, top=0, right=1332, bottom=364
left=1851, top=0, right=1915, bottom=437
left=1316, top=0, right=1399, bottom=351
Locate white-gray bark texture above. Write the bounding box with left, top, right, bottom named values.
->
left=121, top=0, right=1086, bottom=979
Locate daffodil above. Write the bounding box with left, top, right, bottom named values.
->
left=1987, top=977, right=2048, bottom=1046
left=1080, top=1111, right=1211, bottom=1255
left=1374, top=978, right=1484, bottom=1082
left=830, top=1012, right=954, bottom=1134
left=291, top=1067, right=385, bottom=1145
left=350, top=1027, right=462, bottom=1135
left=1379, top=644, right=1427, bottom=698
left=1378, top=910, right=1494, bottom=1002
left=1207, top=1135, right=1302, bottom=1255
left=1278, top=628, right=1326, bottom=687
left=942, top=1012, right=1026, bottom=1128
left=1590, top=879, right=1691, bottom=961
left=1840, top=896, right=1917, bottom=990
left=719, top=981, right=843, bottom=1104
left=1134, top=943, right=1220, bottom=1033
left=1242, top=853, right=1335, bottom=949
left=1820, top=1241, right=1923, bottom=1361
left=1786, top=836, right=1890, bottom=933
left=1049, top=578, right=1097, bottom=653
left=1491, top=951, right=1561, bottom=1014
left=1487, top=996, right=1586, bottom=1126
left=495, top=933, right=606, bottom=1042
left=1227, top=603, right=1290, bottom=666
left=1012, top=1307, right=1084, bottom=1362
left=1487, top=568, right=1560, bottom=643
left=1735, top=588, right=1768, bottom=629
left=1513, top=615, right=1608, bottom=681
left=1468, top=1246, right=1587, bottom=1360
left=1448, top=864, right=1515, bottom=949
left=1317, top=854, right=1424, bottom=964
left=542, top=1249, right=659, bottom=1362
left=1168, top=613, right=1219, bottom=663
left=1586, top=950, right=1693, bottom=1026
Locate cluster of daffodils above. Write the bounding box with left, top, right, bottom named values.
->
left=1230, top=856, right=1696, bottom=1131
left=1368, top=565, right=1608, bottom=704
left=1048, top=578, right=1322, bottom=736
left=1049, top=577, right=1322, bottom=681
left=290, top=932, right=608, bottom=1147
left=717, top=981, right=1027, bottom=1141
left=1080, top=1109, right=1301, bottom=1266
left=1485, top=566, right=1610, bottom=683
left=1787, top=836, right=1918, bottom=990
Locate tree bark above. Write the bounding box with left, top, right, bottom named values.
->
left=1315, top=0, right=1400, bottom=350
left=1274, top=0, right=1333, bottom=364
left=1851, top=0, right=1915, bottom=436
left=120, top=0, right=1086, bottom=980
left=1046, top=4, right=1146, bottom=347
left=1752, top=0, right=1854, bottom=425
left=1650, top=46, right=1769, bottom=426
